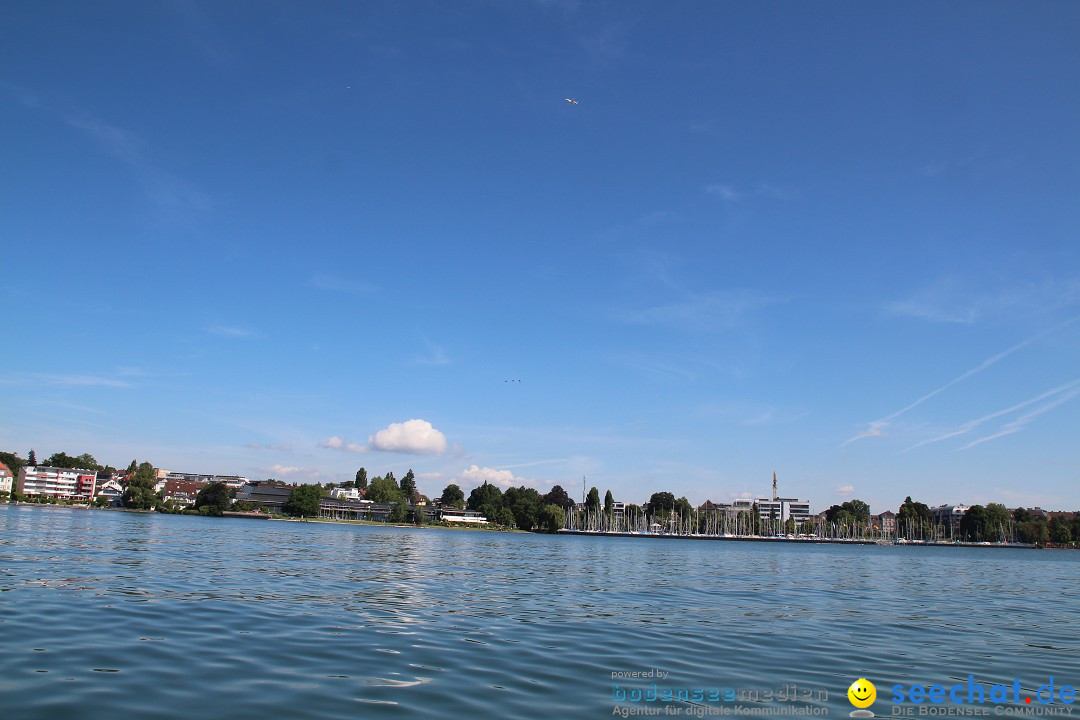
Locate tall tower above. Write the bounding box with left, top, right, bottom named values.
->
left=772, top=471, right=778, bottom=501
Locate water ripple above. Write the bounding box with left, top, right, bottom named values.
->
left=0, top=506, right=1077, bottom=719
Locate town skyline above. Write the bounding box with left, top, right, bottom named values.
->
left=1, top=449, right=1074, bottom=517
left=3, top=2, right=1079, bottom=512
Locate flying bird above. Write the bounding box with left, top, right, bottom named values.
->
left=565, top=98, right=579, bottom=105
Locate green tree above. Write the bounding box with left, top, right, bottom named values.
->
left=440, top=483, right=465, bottom=509
left=537, top=504, right=566, bottom=533
left=542, top=484, right=574, bottom=511
left=504, top=486, right=542, bottom=531
left=389, top=499, right=409, bottom=523
left=984, top=503, right=1011, bottom=541
left=126, top=459, right=138, bottom=474
left=647, top=492, right=676, bottom=516
left=494, top=506, right=515, bottom=528
left=122, top=462, right=158, bottom=510
left=28, top=449, right=38, bottom=466
left=1016, top=519, right=1049, bottom=546
left=282, top=484, right=323, bottom=517
left=897, top=496, right=932, bottom=539
left=400, top=469, right=417, bottom=503
left=604, top=489, right=614, bottom=515
left=750, top=503, right=763, bottom=535
left=0, top=451, right=26, bottom=480
left=585, top=487, right=600, bottom=513
left=1048, top=517, right=1072, bottom=544
left=367, top=476, right=403, bottom=504
left=194, top=482, right=235, bottom=516
left=355, top=467, right=368, bottom=490
left=842, top=500, right=870, bottom=524
left=467, top=481, right=503, bottom=512
left=45, top=452, right=77, bottom=469
left=75, top=453, right=101, bottom=471
left=960, top=505, right=988, bottom=542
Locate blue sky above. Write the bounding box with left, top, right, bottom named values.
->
left=3, top=1, right=1079, bottom=512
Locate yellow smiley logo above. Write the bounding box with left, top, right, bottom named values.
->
left=848, top=678, right=876, bottom=709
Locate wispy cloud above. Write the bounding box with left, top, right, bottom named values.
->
left=166, top=0, right=234, bottom=66
left=706, top=183, right=797, bottom=204
left=206, top=325, right=256, bottom=338
left=705, top=184, right=742, bottom=202
left=835, top=484, right=855, bottom=497
left=0, top=373, right=132, bottom=388
left=310, top=274, right=377, bottom=296
left=625, top=289, right=777, bottom=332
left=410, top=341, right=451, bottom=367
left=64, top=112, right=213, bottom=221
left=886, top=276, right=981, bottom=323
left=844, top=316, right=1080, bottom=446
left=886, top=276, right=1080, bottom=325
left=245, top=442, right=294, bottom=452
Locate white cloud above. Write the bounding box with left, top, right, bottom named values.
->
left=267, top=464, right=304, bottom=476
left=835, top=484, right=855, bottom=497
left=318, top=436, right=367, bottom=453
left=368, top=419, right=448, bottom=455
left=262, top=464, right=320, bottom=481
left=456, top=465, right=527, bottom=490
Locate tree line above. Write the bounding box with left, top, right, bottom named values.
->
left=3, top=450, right=1079, bottom=544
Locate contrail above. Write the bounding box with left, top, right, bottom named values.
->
left=897, top=378, right=1080, bottom=453
left=843, top=314, right=1080, bottom=446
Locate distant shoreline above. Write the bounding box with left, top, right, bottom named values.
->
left=557, top=528, right=1041, bottom=548
left=4, top=502, right=1073, bottom=548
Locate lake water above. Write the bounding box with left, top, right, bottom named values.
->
left=1, top=505, right=1077, bottom=719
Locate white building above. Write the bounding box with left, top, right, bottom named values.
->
left=440, top=509, right=488, bottom=524
left=330, top=487, right=362, bottom=501
left=96, top=478, right=124, bottom=501
left=725, top=497, right=813, bottom=523
left=17, top=466, right=98, bottom=500
left=756, top=498, right=813, bottom=524
left=0, top=462, right=13, bottom=493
